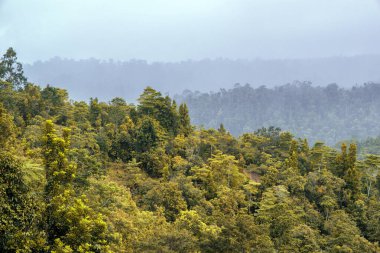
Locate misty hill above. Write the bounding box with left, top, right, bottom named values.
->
left=175, top=82, right=380, bottom=145
left=24, top=55, right=380, bottom=102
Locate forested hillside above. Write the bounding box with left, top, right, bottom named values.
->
left=1, top=48, right=380, bottom=252
left=176, top=83, right=380, bottom=145
left=24, top=55, right=380, bottom=101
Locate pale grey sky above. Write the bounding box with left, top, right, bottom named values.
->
left=1, top=0, right=380, bottom=63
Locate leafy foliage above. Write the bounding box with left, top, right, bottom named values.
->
left=1, top=48, right=380, bottom=252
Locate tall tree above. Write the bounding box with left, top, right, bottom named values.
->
left=360, top=154, right=380, bottom=197
left=0, top=47, right=27, bottom=89
left=42, top=120, right=110, bottom=251
left=343, top=144, right=362, bottom=205
left=179, top=103, right=192, bottom=136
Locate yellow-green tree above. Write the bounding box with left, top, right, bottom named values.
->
left=0, top=103, right=16, bottom=147
left=42, top=120, right=110, bottom=251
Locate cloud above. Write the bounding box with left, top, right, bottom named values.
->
left=1, top=0, right=380, bottom=62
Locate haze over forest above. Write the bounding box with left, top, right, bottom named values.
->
left=24, top=55, right=380, bottom=102
left=2, top=0, right=380, bottom=144
left=3, top=0, right=380, bottom=101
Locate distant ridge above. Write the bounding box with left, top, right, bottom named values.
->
left=175, top=82, right=380, bottom=145
left=24, top=55, right=380, bottom=102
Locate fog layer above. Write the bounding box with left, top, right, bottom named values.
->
left=24, top=56, right=380, bottom=101
left=1, top=0, right=380, bottom=62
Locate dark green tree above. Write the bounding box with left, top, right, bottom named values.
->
left=135, top=116, right=162, bottom=153
left=0, top=152, right=45, bottom=252
left=138, top=87, right=179, bottom=135
left=342, top=144, right=362, bottom=205
left=179, top=103, right=192, bottom=136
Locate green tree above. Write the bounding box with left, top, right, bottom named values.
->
left=305, top=169, right=344, bottom=220
left=280, top=224, right=320, bottom=253
left=343, top=145, right=362, bottom=205
left=281, top=140, right=306, bottom=195
left=108, top=97, right=129, bottom=127
left=42, top=120, right=110, bottom=251
left=0, top=103, right=16, bottom=147
left=71, top=101, right=91, bottom=130
left=138, top=87, right=179, bottom=135
left=0, top=47, right=27, bottom=89
left=335, top=143, right=357, bottom=178
left=89, top=97, right=102, bottom=127
left=174, top=210, right=221, bottom=251
left=109, top=117, right=135, bottom=162
left=365, top=198, right=380, bottom=243
left=178, top=103, right=192, bottom=136
left=191, top=152, right=246, bottom=198
left=135, top=116, right=163, bottom=153
left=41, top=85, right=69, bottom=124
left=360, top=154, right=380, bottom=197
left=256, top=185, right=303, bottom=248
left=18, top=83, right=43, bottom=124
left=217, top=123, right=226, bottom=134
left=0, top=152, right=45, bottom=252
left=309, top=142, right=328, bottom=172
left=142, top=181, right=187, bottom=221
left=324, top=210, right=379, bottom=253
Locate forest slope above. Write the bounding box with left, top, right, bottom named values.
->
left=176, top=82, right=380, bottom=145
left=1, top=48, right=380, bottom=252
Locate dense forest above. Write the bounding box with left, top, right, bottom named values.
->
left=1, top=48, right=380, bottom=252
left=24, top=55, right=380, bottom=101
left=175, top=83, right=380, bottom=145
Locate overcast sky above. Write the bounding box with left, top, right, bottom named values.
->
left=1, top=0, right=380, bottom=63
